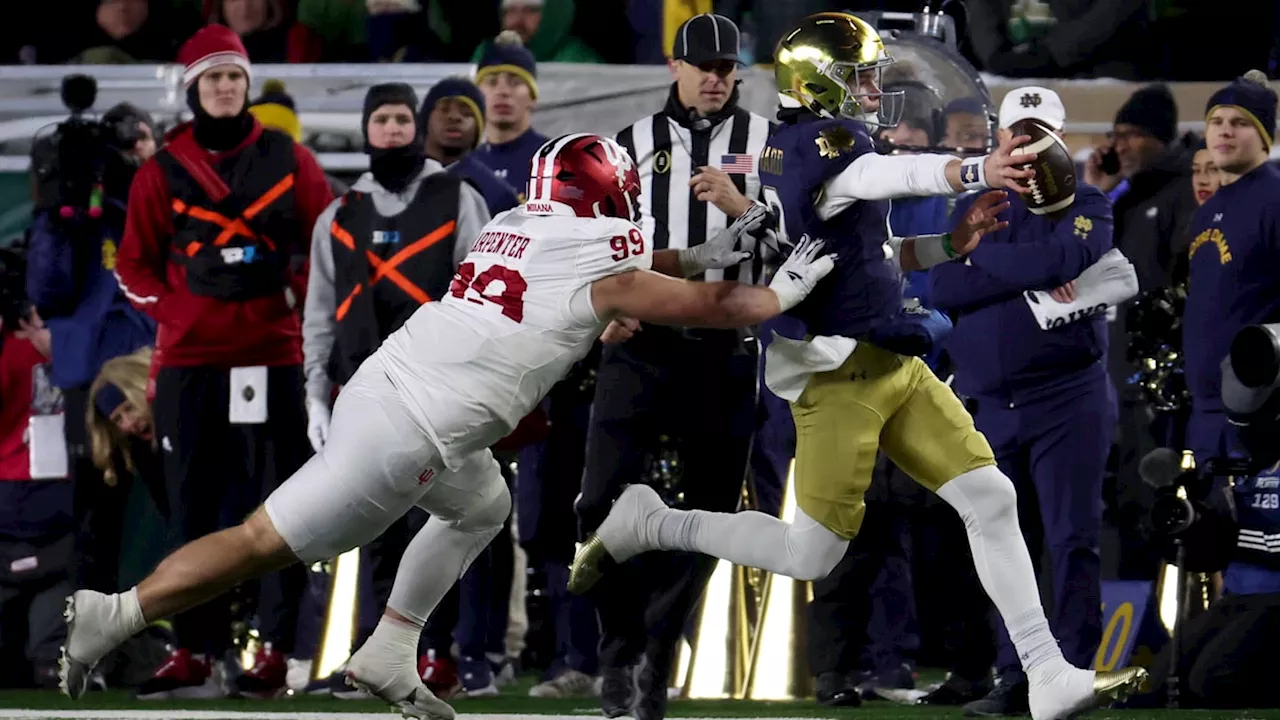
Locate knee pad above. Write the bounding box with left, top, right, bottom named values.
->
left=787, top=511, right=850, bottom=581
left=452, top=474, right=512, bottom=535
left=939, top=465, right=1017, bottom=531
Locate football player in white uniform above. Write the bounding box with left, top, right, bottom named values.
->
left=54, top=133, right=843, bottom=719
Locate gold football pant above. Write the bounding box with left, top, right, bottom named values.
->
left=791, top=342, right=995, bottom=539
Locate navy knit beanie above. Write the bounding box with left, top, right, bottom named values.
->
left=476, top=30, right=538, bottom=99
left=1115, top=84, right=1178, bottom=144
left=1206, top=69, right=1278, bottom=150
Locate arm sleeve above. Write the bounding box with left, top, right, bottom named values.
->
left=816, top=152, right=958, bottom=220
left=114, top=160, right=180, bottom=326
left=966, top=192, right=1114, bottom=287
left=302, top=199, right=341, bottom=403
left=454, top=183, right=492, bottom=268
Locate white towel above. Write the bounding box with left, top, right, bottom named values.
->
left=1023, top=249, right=1139, bottom=330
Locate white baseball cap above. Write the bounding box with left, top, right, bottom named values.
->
left=998, top=86, right=1066, bottom=130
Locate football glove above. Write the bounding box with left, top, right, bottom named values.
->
left=768, top=234, right=836, bottom=311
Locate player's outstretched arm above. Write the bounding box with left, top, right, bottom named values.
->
left=593, top=236, right=835, bottom=329
left=819, top=130, right=1036, bottom=216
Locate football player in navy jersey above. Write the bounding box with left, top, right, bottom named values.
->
left=570, top=12, right=1147, bottom=720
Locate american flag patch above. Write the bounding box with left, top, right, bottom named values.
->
left=719, top=154, right=754, bottom=174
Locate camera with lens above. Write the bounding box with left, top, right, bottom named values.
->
left=1141, top=322, right=1280, bottom=571
left=1126, top=284, right=1190, bottom=412
left=30, top=74, right=146, bottom=221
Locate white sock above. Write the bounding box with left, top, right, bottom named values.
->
left=647, top=506, right=848, bottom=582
left=368, top=615, right=423, bottom=654
left=119, top=587, right=147, bottom=637
left=936, top=466, right=1069, bottom=679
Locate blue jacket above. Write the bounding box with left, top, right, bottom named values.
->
left=448, top=154, right=523, bottom=217
left=891, top=196, right=951, bottom=369
left=25, top=203, right=155, bottom=389
left=930, top=185, right=1113, bottom=402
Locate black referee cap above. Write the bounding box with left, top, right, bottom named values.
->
left=673, top=14, right=741, bottom=66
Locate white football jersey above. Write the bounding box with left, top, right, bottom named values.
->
left=378, top=206, right=652, bottom=469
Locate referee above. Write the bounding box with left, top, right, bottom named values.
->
left=576, top=14, right=775, bottom=720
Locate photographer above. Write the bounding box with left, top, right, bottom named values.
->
left=23, top=96, right=158, bottom=596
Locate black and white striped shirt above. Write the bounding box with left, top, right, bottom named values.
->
left=617, top=93, right=774, bottom=284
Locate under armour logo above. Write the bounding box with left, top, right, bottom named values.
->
left=1214, top=213, right=1224, bottom=222
left=1020, top=93, right=1042, bottom=108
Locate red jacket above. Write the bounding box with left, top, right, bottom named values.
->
left=0, top=331, right=46, bottom=481
left=116, top=120, right=333, bottom=368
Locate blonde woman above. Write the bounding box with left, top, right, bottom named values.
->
left=87, top=347, right=157, bottom=488
left=78, top=347, right=167, bottom=600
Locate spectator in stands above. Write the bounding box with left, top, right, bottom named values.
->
left=1087, top=85, right=1201, bottom=583
left=114, top=25, right=332, bottom=699
left=206, top=0, right=323, bottom=62
left=299, top=81, right=490, bottom=697
left=295, top=0, right=369, bottom=61
left=472, top=31, right=549, bottom=186
left=24, top=101, right=158, bottom=596
left=965, top=0, right=1147, bottom=79
left=0, top=243, right=72, bottom=690
left=932, top=88, right=1117, bottom=717
left=72, top=0, right=183, bottom=63
left=471, top=0, right=601, bottom=63
left=942, top=97, right=991, bottom=152
left=364, top=1, right=499, bottom=62
left=420, top=77, right=524, bottom=216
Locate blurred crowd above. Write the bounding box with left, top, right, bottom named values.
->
left=1, top=5, right=1279, bottom=718
left=1, top=0, right=1277, bottom=80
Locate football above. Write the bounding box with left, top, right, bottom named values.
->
left=1008, top=118, right=1076, bottom=216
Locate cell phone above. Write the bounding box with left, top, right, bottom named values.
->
left=1100, top=147, right=1121, bottom=176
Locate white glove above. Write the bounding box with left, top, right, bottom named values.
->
left=767, top=234, right=837, bottom=312
left=675, top=201, right=769, bottom=277
left=306, top=396, right=332, bottom=453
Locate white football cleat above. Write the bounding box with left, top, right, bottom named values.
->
left=59, top=590, right=136, bottom=700
left=1029, top=665, right=1148, bottom=720
left=568, top=483, right=666, bottom=594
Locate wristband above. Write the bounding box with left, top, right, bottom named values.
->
left=959, top=156, right=988, bottom=192
left=942, top=232, right=958, bottom=258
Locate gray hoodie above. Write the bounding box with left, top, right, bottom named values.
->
left=303, top=159, right=491, bottom=402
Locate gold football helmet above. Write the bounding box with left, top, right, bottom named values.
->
left=774, top=12, right=904, bottom=129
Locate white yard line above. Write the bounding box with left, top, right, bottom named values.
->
left=0, top=707, right=819, bottom=712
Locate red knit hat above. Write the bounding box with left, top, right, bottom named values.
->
left=178, top=25, right=251, bottom=89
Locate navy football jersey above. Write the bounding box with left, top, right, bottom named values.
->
left=758, top=117, right=901, bottom=339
